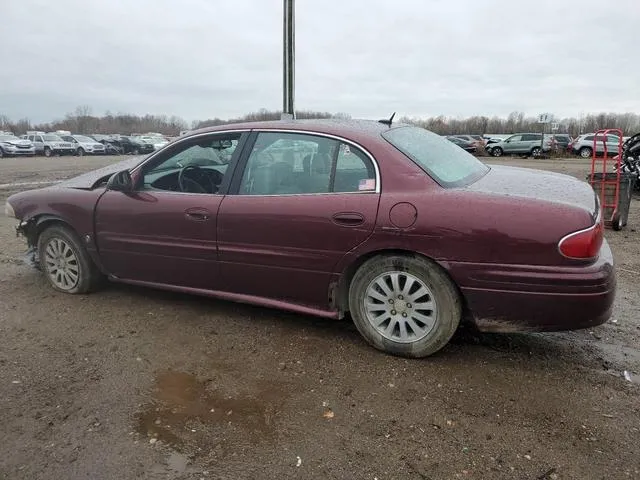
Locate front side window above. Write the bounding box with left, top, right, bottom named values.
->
left=238, top=132, right=377, bottom=195
left=140, top=133, right=241, bottom=194
left=382, top=126, right=489, bottom=188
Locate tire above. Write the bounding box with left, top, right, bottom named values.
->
left=531, top=147, right=542, bottom=157
left=44, top=147, right=52, bottom=157
left=132, top=148, right=140, bottom=155
left=579, top=147, right=592, bottom=158
left=491, top=147, right=503, bottom=157
left=77, top=147, right=85, bottom=157
left=612, top=212, right=623, bottom=231
left=0, top=148, right=4, bottom=158
left=37, top=224, right=103, bottom=294
left=348, top=254, right=462, bottom=358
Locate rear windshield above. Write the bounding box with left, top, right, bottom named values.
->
left=382, top=126, right=489, bottom=187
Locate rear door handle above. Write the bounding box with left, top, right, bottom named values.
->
left=184, top=207, right=211, bottom=222
left=332, top=212, right=365, bottom=226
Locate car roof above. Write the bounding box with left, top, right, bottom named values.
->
left=185, top=118, right=398, bottom=140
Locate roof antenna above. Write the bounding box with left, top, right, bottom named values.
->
left=378, top=112, right=396, bottom=126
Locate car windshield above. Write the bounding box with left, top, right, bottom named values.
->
left=0, top=134, right=18, bottom=141
left=43, top=135, right=63, bottom=141
left=74, top=135, right=94, bottom=143
left=382, top=126, right=489, bottom=187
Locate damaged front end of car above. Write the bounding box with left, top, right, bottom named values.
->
left=15, top=218, right=40, bottom=269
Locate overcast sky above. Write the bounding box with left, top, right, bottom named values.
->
left=1, top=0, right=639, bottom=123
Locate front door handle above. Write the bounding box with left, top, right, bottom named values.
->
left=332, top=212, right=365, bottom=226
left=184, top=207, right=211, bottom=222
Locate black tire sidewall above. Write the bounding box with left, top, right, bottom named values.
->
left=37, top=225, right=94, bottom=294
left=348, top=255, right=462, bottom=358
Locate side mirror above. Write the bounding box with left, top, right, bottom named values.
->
left=106, top=170, right=133, bottom=192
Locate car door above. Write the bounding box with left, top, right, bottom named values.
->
left=523, top=134, right=541, bottom=152
left=502, top=135, right=522, bottom=153
left=94, top=130, right=248, bottom=290
left=217, top=131, right=381, bottom=309
left=31, top=135, right=44, bottom=153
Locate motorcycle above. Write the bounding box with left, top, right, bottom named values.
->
left=613, top=133, right=640, bottom=192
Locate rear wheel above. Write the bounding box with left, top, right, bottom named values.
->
left=491, top=147, right=503, bottom=157
left=348, top=255, right=462, bottom=358
left=531, top=147, right=542, bottom=157
left=37, top=225, right=103, bottom=294
left=612, top=212, right=623, bottom=231
left=580, top=147, right=592, bottom=158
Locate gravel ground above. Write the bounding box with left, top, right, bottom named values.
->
left=0, top=154, right=638, bottom=480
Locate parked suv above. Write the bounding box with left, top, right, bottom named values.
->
left=485, top=133, right=553, bottom=157
left=21, top=132, right=75, bottom=157
left=570, top=133, right=621, bottom=158
left=550, top=134, right=573, bottom=152
left=59, top=135, right=106, bottom=156
left=0, top=133, right=35, bottom=157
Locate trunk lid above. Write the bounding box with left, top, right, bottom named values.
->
left=467, top=164, right=598, bottom=219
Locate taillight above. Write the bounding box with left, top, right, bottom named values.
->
left=558, top=218, right=603, bottom=259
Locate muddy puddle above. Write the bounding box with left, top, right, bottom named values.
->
left=136, top=370, right=279, bottom=454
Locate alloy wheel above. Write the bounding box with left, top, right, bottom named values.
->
left=364, top=271, right=437, bottom=343
left=44, top=237, right=80, bottom=291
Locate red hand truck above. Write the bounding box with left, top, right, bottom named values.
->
left=588, top=128, right=623, bottom=229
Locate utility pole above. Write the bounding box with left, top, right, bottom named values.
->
left=282, top=0, right=295, bottom=120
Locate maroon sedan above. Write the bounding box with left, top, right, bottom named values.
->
left=5, top=120, right=615, bottom=357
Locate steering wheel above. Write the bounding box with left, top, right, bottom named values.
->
left=178, top=165, right=211, bottom=193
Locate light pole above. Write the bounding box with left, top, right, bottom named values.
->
left=282, top=0, right=295, bottom=120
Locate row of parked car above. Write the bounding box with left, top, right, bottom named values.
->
left=445, top=132, right=629, bottom=158
left=0, top=130, right=171, bottom=158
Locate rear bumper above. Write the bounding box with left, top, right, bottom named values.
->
left=449, top=239, right=616, bottom=332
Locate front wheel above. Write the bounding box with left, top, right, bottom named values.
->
left=37, top=225, right=103, bottom=294
left=491, top=147, right=503, bottom=157
left=77, top=147, right=85, bottom=157
left=44, top=147, right=52, bottom=157
left=580, top=147, right=592, bottom=158
left=531, top=147, right=542, bottom=157
left=348, top=255, right=462, bottom=358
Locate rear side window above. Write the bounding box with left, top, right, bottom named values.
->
left=239, top=132, right=377, bottom=195
left=522, top=134, right=541, bottom=141
left=382, top=126, right=489, bottom=188
left=333, top=143, right=376, bottom=193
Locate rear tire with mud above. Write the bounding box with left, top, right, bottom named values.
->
left=37, top=224, right=103, bottom=294
left=348, top=255, right=462, bottom=358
